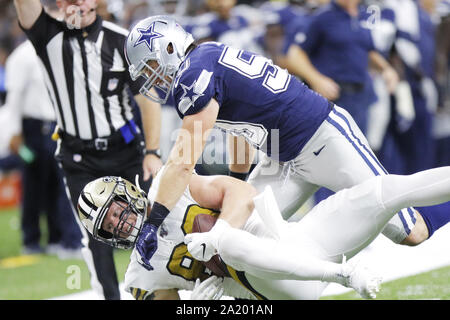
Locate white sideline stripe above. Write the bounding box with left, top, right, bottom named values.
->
left=51, top=224, right=450, bottom=300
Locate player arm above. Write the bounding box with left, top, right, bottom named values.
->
left=13, top=0, right=43, bottom=29
left=189, top=174, right=257, bottom=229
left=153, top=98, right=219, bottom=211
left=227, top=134, right=255, bottom=180
left=369, top=50, right=399, bottom=93
left=285, top=44, right=340, bottom=101
left=134, top=92, right=163, bottom=180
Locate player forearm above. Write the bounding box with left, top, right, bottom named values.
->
left=153, top=129, right=204, bottom=210
left=14, top=0, right=42, bottom=29
left=154, top=101, right=219, bottom=210
left=154, top=161, right=194, bottom=210
left=369, top=50, right=393, bottom=73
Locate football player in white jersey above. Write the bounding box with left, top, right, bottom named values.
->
left=77, top=165, right=450, bottom=300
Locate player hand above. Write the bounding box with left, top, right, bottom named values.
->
left=184, top=231, right=218, bottom=262
left=135, top=221, right=159, bottom=271
left=190, top=276, right=224, bottom=300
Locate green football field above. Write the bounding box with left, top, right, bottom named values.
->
left=1, top=208, right=449, bottom=300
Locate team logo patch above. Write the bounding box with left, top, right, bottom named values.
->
left=177, top=69, right=212, bottom=115
left=134, top=22, right=163, bottom=51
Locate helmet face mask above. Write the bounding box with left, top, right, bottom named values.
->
left=132, top=59, right=176, bottom=104
left=78, top=177, right=149, bottom=250
left=125, top=15, right=194, bottom=104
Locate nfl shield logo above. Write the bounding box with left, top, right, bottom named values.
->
left=108, top=78, right=119, bottom=91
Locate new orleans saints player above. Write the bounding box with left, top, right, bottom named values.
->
left=77, top=165, right=450, bottom=299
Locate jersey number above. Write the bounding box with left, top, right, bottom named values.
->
left=218, top=46, right=290, bottom=94
left=166, top=205, right=219, bottom=281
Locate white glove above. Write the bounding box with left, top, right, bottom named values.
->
left=184, top=219, right=230, bottom=262
left=190, top=276, right=224, bottom=300
left=184, top=230, right=217, bottom=261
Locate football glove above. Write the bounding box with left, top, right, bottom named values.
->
left=135, top=222, right=159, bottom=271
left=190, top=276, right=224, bottom=300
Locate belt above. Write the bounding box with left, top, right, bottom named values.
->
left=336, top=82, right=365, bottom=94
left=60, top=129, right=133, bottom=153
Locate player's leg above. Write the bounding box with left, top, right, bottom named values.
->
left=215, top=218, right=380, bottom=298
left=247, top=154, right=319, bottom=220
left=380, top=167, right=450, bottom=213
left=243, top=274, right=329, bottom=300
left=293, top=167, right=450, bottom=261
left=296, top=105, right=423, bottom=244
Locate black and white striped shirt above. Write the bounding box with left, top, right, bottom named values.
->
left=21, top=10, right=142, bottom=140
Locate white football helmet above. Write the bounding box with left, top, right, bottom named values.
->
left=77, top=176, right=149, bottom=250
left=125, top=15, right=195, bottom=104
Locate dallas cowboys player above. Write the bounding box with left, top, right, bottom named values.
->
left=124, top=15, right=434, bottom=271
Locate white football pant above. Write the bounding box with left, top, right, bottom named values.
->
left=248, top=105, right=416, bottom=244
left=219, top=167, right=450, bottom=299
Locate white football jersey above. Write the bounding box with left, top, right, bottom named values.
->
left=123, top=170, right=219, bottom=299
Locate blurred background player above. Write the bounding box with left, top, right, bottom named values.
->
left=4, top=34, right=83, bottom=257
left=3, top=1, right=82, bottom=258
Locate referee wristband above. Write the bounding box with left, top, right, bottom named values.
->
left=229, top=171, right=249, bottom=181
left=147, top=201, right=170, bottom=227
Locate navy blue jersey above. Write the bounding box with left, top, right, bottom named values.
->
left=184, top=13, right=249, bottom=41
left=300, top=2, right=376, bottom=84
left=172, top=42, right=332, bottom=162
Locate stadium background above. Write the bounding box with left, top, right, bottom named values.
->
left=0, top=0, right=449, bottom=300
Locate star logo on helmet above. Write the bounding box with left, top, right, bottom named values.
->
left=134, top=22, right=163, bottom=51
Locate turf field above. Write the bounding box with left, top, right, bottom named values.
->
left=0, top=208, right=131, bottom=300
left=1, top=207, right=449, bottom=300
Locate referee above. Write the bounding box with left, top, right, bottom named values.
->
left=13, top=0, right=163, bottom=300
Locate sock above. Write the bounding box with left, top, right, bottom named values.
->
left=417, top=202, right=450, bottom=238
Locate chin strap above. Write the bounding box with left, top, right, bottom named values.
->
left=134, top=174, right=147, bottom=197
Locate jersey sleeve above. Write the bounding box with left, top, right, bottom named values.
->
left=19, top=8, right=65, bottom=55
left=282, top=19, right=310, bottom=54
left=298, top=13, right=324, bottom=55
left=173, top=62, right=216, bottom=118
